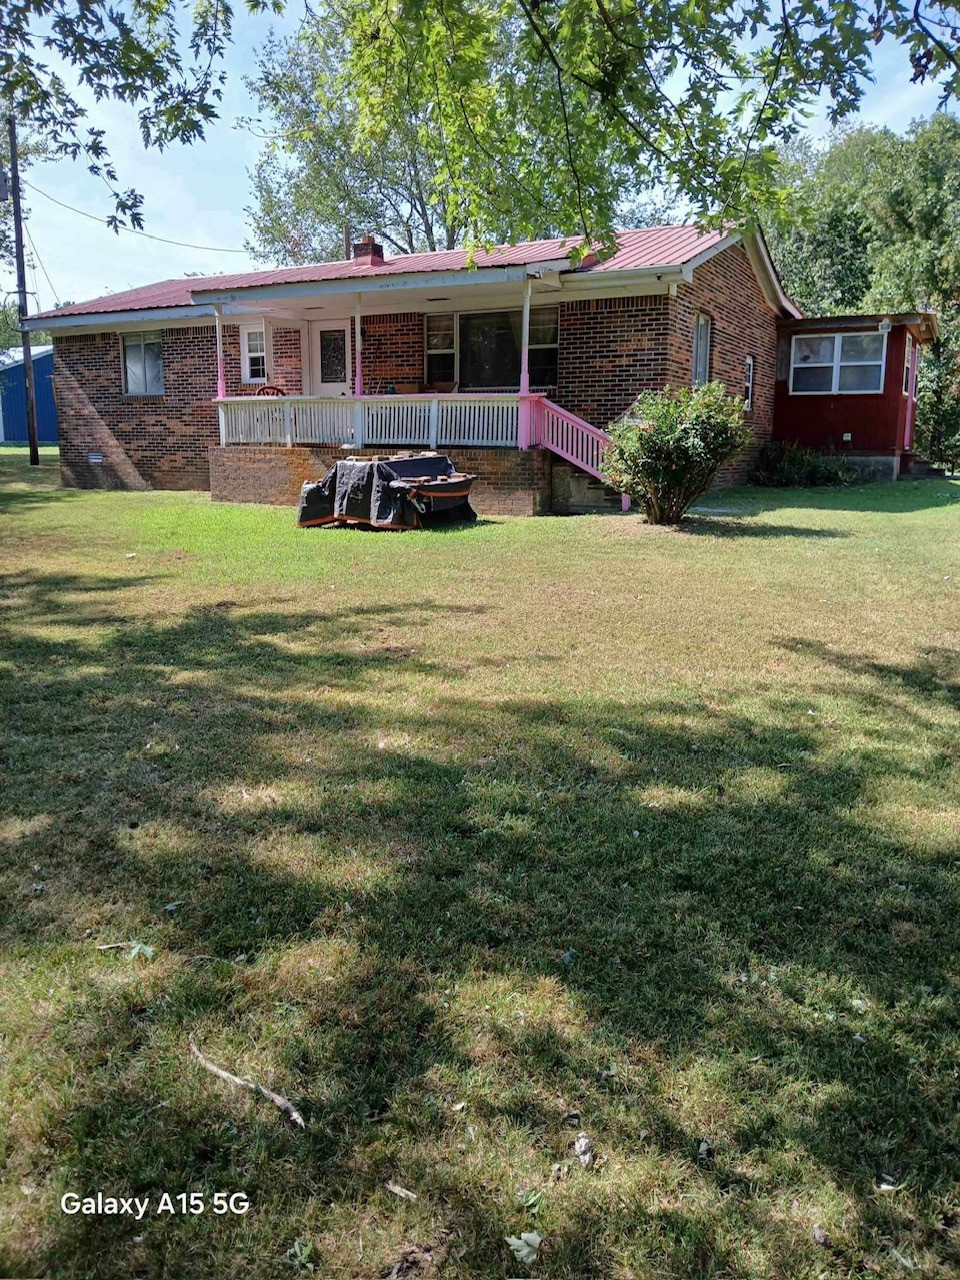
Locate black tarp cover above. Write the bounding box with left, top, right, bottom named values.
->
left=297, top=454, right=477, bottom=530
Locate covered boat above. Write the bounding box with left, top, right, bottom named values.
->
left=297, top=453, right=478, bottom=530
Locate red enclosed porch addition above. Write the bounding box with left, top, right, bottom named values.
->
left=773, top=313, right=938, bottom=481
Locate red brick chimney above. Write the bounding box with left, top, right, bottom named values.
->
left=352, top=233, right=384, bottom=266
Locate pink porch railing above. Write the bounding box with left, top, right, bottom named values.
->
left=532, top=397, right=631, bottom=511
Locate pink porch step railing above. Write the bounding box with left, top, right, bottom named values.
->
left=531, top=397, right=631, bottom=510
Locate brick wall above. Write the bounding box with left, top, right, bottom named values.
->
left=556, top=295, right=670, bottom=427
left=209, top=445, right=550, bottom=516
left=55, top=327, right=219, bottom=490
left=54, top=323, right=305, bottom=490
left=270, top=326, right=303, bottom=395
left=356, top=313, right=424, bottom=392
left=669, top=244, right=779, bottom=484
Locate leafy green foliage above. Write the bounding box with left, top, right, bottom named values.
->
left=337, top=1, right=960, bottom=244
left=2, top=0, right=281, bottom=237
left=916, top=308, right=960, bottom=467
left=603, top=383, right=749, bottom=524
left=243, top=15, right=672, bottom=263
left=750, top=441, right=854, bottom=488
left=0, top=300, right=50, bottom=352
left=244, top=24, right=467, bottom=263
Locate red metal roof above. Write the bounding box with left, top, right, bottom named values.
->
left=37, top=225, right=729, bottom=319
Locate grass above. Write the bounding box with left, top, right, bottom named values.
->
left=1, top=445, right=959, bottom=1279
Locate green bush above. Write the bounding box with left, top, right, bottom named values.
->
left=749, top=441, right=853, bottom=487
left=602, top=383, right=750, bottom=524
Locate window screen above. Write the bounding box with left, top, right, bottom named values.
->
left=123, top=333, right=163, bottom=395
left=692, top=313, right=711, bottom=385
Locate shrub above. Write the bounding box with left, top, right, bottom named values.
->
left=602, top=382, right=750, bottom=524
left=749, top=441, right=853, bottom=487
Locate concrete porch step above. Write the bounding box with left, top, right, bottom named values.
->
left=899, top=452, right=949, bottom=479
left=551, top=462, right=623, bottom=513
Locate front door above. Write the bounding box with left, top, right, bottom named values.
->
left=309, top=321, right=351, bottom=396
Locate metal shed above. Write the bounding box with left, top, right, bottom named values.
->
left=0, top=346, right=58, bottom=443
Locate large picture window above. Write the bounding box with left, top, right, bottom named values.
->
left=424, top=306, right=559, bottom=390
left=122, top=332, right=163, bottom=396
left=790, top=332, right=886, bottom=394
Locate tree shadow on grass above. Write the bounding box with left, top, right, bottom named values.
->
left=724, top=479, right=960, bottom=517
left=674, top=516, right=848, bottom=539
left=1, top=571, right=959, bottom=1278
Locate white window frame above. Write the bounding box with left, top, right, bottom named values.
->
left=903, top=333, right=913, bottom=397
left=744, top=355, right=755, bottom=411
left=122, top=331, right=164, bottom=397
left=789, top=331, right=887, bottom=396
left=692, top=312, right=711, bottom=385
left=424, top=313, right=456, bottom=385
left=423, top=305, right=560, bottom=390
left=240, top=322, right=267, bottom=384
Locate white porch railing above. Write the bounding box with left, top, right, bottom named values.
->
left=217, top=391, right=630, bottom=508
left=218, top=393, right=520, bottom=450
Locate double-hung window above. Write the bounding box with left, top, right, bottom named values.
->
left=526, top=307, right=560, bottom=387
left=744, top=355, right=755, bottom=411
left=790, top=332, right=886, bottom=394
left=425, top=314, right=456, bottom=384
left=123, top=332, right=163, bottom=396
left=903, top=334, right=913, bottom=396
left=692, top=312, right=711, bottom=385
left=242, top=325, right=267, bottom=383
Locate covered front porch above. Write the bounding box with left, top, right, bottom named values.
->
left=201, top=247, right=615, bottom=482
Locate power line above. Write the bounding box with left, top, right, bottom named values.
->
left=23, top=181, right=251, bottom=254
left=23, top=221, right=60, bottom=308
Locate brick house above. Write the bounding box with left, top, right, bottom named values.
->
left=34, top=226, right=801, bottom=514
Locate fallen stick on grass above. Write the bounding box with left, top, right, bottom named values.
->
left=188, top=1035, right=306, bottom=1129
left=95, top=943, right=130, bottom=951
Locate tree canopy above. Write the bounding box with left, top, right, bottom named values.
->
left=337, top=1, right=960, bottom=244
left=2, top=0, right=281, bottom=237
left=767, top=113, right=960, bottom=463
left=244, top=14, right=677, bottom=263
left=769, top=113, right=960, bottom=315
left=5, top=0, right=960, bottom=257
left=244, top=25, right=467, bottom=262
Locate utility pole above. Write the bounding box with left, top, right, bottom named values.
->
left=5, top=114, right=40, bottom=466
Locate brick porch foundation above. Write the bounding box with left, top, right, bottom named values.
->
left=208, top=444, right=552, bottom=517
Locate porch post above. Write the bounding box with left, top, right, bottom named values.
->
left=214, top=305, right=226, bottom=400
left=905, top=340, right=919, bottom=449
left=517, top=277, right=532, bottom=449
left=353, top=297, right=364, bottom=396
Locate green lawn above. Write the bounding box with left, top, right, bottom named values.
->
left=2, top=446, right=959, bottom=1280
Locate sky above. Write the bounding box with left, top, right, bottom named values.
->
left=1, top=13, right=950, bottom=316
